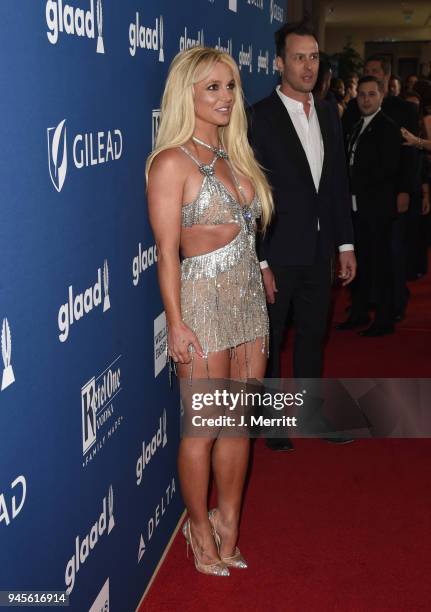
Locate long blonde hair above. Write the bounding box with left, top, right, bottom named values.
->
left=145, top=46, right=273, bottom=229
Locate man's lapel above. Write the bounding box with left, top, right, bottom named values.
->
left=314, top=99, right=331, bottom=193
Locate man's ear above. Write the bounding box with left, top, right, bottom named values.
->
left=275, top=56, right=284, bottom=75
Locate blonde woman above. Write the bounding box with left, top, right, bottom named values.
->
left=146, top=47, right=273, bottom=576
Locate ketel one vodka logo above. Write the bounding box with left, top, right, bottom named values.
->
left=64, top=486, right=115, bottom=595
left=46, top=0, right=105, bottom=54
left=129, top=12, right=164, bottom=61
left=136, top=409, right=168, bottom=485
left=47, top=119, right=123, bottom=192
left=1, top=318, right=15, bottom=391
left=58, top=260, right=110, bottom=343
left=81, top=356, right=122, bottom=465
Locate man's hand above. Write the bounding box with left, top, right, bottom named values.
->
left=261, top=267, right=278, bottom=304
left=397, top=192, right=410, bottom=214
left=338, top=251, right=357, bottom=286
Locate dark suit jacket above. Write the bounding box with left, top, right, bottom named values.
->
left=349, top=111, right=401, bottom=219
left=342, top=95, right=419, bottom=195
left=247, top=90, right=354, bottom=266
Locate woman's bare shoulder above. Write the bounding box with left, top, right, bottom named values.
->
left=149, top=147, right=189, bottom=177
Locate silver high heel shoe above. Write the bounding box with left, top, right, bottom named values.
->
left=182, top=519, right=230, bottom=576
left=208, top=509, right=248, bottom=569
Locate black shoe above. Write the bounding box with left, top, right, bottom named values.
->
left=265, top=438, right=295, bottom=451
left=358, top=324, right=394, bottom=337
left=336, top=316, right=370, bottom=330
left=323, top=436, right=354, bottom=444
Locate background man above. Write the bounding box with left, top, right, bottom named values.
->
left=337, top=76, right=401, bottom=336
left=248, top=21, right=356, bottom=451
left=343, top=55, right=419, bottom=322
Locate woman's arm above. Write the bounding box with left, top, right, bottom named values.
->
left=401, top=126, right=431, bottom=152
left=147, top=150, right=204, bottom=363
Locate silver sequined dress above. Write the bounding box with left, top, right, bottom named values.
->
left=180, top=146, right=269, bottom=363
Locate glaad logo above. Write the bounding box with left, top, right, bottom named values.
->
left=138, top=477, right=176, bottom=561
left=136, top=409, right=168, bottom=485
left=257, top=50, right=269, bottom=75
left=129, top=12, right=164, bottom=62
left=0, top=475, right=26, bottom=527
left=47, top=119, right=68, bottom=192
left=272, top=54, right=278, bottom=75
left=89, top=578, right=109, bottom=612
left=1, top=318, right=15, bottom=392
left=270, top=0, right=284, bottom=23
left=65, top=486, right=115, bottom=595
left=228, top=0, right=237, bottom=11
left=215, top=36, right=233, bottom=56
left=132, top=243, right=157, bottom=286
left=239, top=44, right=253, bottom=73
left=179, top=26, right=204, bottom=51
left=81, top=355, right=123, bottom=467
left=58, top=261, right=110, bottom=343
left=47, top=119, right=123, bottom=192
left=46, top=0, right=105, bottom=53
left=154, top=312, right=167, bottom=377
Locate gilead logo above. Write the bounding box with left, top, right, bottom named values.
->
left=89, top=578, right=109, bottom=612
left=58, top=260, right=110, bottom=342
left=65, top=486, right=115, bottom=595
left=47, top=119, right=123, bottom=192
left=46, top=0, right=105, bottom=54
left=0, top=476, right=26, bottom=527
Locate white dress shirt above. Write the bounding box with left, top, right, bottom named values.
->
left=259, top=87, right=353, bottom=270
left=350, top=108, right=381, bottom=212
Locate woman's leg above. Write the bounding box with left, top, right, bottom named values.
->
left=177, top=350, right=230, bottom=563
left=211, top=337, right=267, bottom=557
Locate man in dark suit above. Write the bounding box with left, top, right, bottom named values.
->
left=247, top=21, right=356, bottom=451
left=342, top=55, right=419, bottom=322
left=337, top=76, right=401, bottom=336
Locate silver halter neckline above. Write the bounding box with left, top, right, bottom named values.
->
left=192, top=136, right=229, bottom=160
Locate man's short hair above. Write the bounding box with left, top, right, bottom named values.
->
left=358, top=75, right=385, bottom=93
left=365, top=54, right=392, bottom=76
left=275, top=20, right=318, bottom=59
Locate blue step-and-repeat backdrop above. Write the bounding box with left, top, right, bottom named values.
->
left=0, top=1, right=284, bottom=610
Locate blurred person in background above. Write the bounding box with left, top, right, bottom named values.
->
left=389, top=74, right=402, bottom=97
left=405, top=73, right=419, bottom=93
left=330, top=76, right=346, bottom=116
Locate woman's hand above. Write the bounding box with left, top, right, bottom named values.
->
left=168, top=321, right=204, bottom=363
left=401, top=127, right=420, bottom=147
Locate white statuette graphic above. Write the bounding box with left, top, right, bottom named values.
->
left=108, top=485, right=115, bottom=533
left=96, top=0, right=105, bottom=54
left=1, top=318, right=15, bottom=391
left=162, top=409, right=167, bottom=447
left=47, top=119, right=68, bottom=193
left=138, top=534, right=146, bottom=563
left=159, top=15, right=164, bottom=62
left=229, top=0, right=238, bottom=12
left=103, top=259, right=110, bottom=312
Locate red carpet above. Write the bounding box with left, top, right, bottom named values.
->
left=141, top=267, right=431, bottom=612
